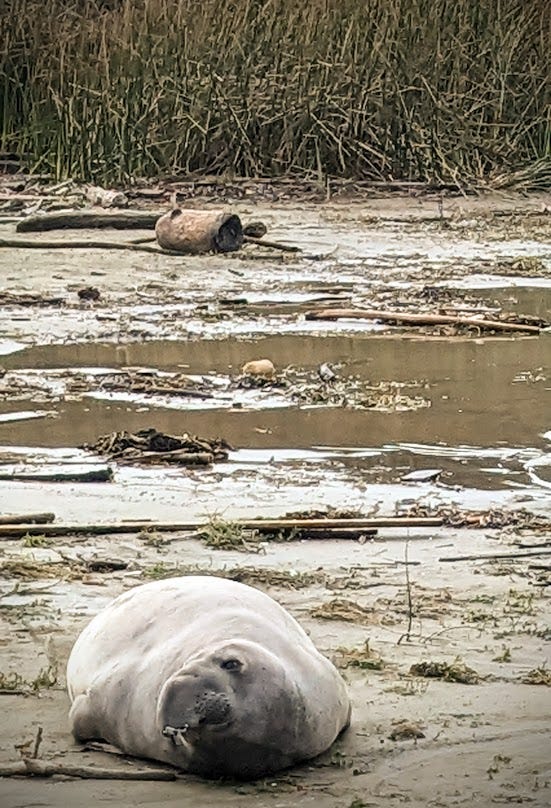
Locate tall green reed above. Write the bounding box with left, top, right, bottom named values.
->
left=1, top=0, right=549, bottom=185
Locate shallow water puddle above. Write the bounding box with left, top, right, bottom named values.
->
left=0, top=332, right=549, bottom=512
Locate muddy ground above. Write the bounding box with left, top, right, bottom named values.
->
left=0, top=190, right=550, bottom=807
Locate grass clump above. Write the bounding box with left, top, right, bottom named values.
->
left=0, top=671, right=25, bottom=691
left=0, top=559, right=72, bottom=580
left=22, top=534, right=54, bottom=548
left=230, top=566, right=322, bottom=589
left=0, top=664, right=58, bottom=693
left=1, top=0, right=549, bottom=186
left=334, top=640, right=385, bottom=671
left=198, top=518, right=263, bottom=553
left=521, top=666, right=551, bottom=686
left=410, top=659, right=480, bottom=684
left=141, top=562, right=321, bottom=589
left=311, top=598, right=374, bottom=624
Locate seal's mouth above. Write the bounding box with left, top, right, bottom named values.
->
left=162, top=718, right=231, bottom=747
left=162, top=724, right=197, bottom=747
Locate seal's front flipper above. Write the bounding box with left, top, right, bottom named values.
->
left=69, top=693, right=101, bottom=741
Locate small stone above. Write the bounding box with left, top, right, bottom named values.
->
left=241, top=359, right=275, bottom=377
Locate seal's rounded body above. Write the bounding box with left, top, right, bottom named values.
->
left=66, top=576, right=351, bottom=779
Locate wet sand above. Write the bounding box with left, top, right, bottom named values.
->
left=0, top=192, right=550, bottom=807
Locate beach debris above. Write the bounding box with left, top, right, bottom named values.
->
left=80, top=428, right=232, bottom=466
left=85, top=186, right=128, bottom=208
left=0, top=468, right=112, bottom=483
left=318, top=362, right=337, bottom=383
left=77, top=286, right=101, bottom=302
left=400, top=505, right=551, bottom=532
left=311, top=598, right=375, bottom=624
left=0, top=513, right=55, bottom=525
left=242, top=221, right=267, bottom=238
left=0, top=291, right=64, bottom=307
left=333, top=640, right=385, bottom=671
left=94, top=369, right=211, bottom=399
left=520, top=666, right=551, bottom=686
left=304, top=307, right=545, bottom=334
left=401, top=469, right=442, bottom=483
left=388, top=720, right=426, bottom=741
left=409, top=660, right=480, bottom=684
left=155, top=208, right=243, bottom=254
left=0, top=515, right=442, bottom=540
left=16, top=210, right=160, bottom=232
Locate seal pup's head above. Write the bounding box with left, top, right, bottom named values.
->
left=156, top=638, right=305, bottom=778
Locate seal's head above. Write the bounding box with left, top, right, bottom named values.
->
left=156, top=638, right=305, bottom=778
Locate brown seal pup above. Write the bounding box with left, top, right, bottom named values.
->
left=66, top=576, right=351, bottom=780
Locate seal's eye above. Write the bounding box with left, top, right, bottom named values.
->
left=220, top=658, right=242, bottom=671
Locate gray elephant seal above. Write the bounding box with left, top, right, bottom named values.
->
left=66, top=575, right=351, bottom=779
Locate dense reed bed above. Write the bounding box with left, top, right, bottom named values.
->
left=1, top=0, right=549, bottom=186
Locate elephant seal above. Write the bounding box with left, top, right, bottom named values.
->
left=66, top=576, right=351, bottom=779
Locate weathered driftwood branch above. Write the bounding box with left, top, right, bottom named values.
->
left=0, top=469, right=112, bottom=483
left=0, top=758, right=177, bottom=780
left=16, top=211, right=160, bottom=233
left=287, top=528, right=378, bottom=539
left=10, top=213, right=298, bottom=255
left=439, top=549, right=551, bottom=562
left=304, top=308, right=543, bottom=334
left=0, top=512, right=55, bottom=525
left=121, top=451, right=213, bottom=466
left=0, top=516, right=443, bottom=539
left=0, top=237, right=180, bottom=256
left=243, top=235, right=301, bottom=253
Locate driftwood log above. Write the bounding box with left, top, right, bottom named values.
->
left=16, top=211, right=160, bottom=233
left=0, top=468, right=112, bottom=483
left=155, top=207, right=243, bottom=254
left=12, top=210, right=299, bottom=253
left=304, top=308, right=543, bottom=334
left=0, top=512, right=55, bottom=525
left=0, top=516, right=443, bottom=539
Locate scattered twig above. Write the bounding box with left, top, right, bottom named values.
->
left=32, top=726, right=43, bottom=759
left=0, top=689, right=28, bottom=696
left=243, top=235, right=301, bottom=253
left=439, top=549, right=551, bottom=562
left=0, top=237, right=181, bottom=256
left=398, top=540, right=414, bottom=644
